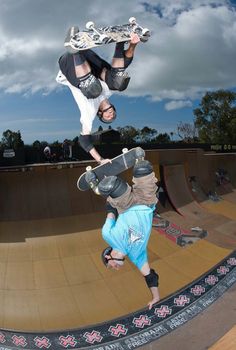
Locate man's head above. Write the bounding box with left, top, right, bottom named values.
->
left=98, top=104, right=116, bottom=124
left=44, top=146, right=51, bottom=155
left=101, top=247, right=125, bottom=270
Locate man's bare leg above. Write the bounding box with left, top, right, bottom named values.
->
left=74, top=56, right=91, bottom=78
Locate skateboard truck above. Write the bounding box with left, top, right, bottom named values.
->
left=121, top=147, right=145, bottom=166
left=64, top=26, right=82, bottom=53
left=85, top=166, right=100, bottom=195
left=129, top=17, right=150, bottom=42
left=134, top=146, right=145, bottom=163
left=86, top=21, right=109, bottom=44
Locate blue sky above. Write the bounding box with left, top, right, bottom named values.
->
left=0, top=0, right=236, bottom=144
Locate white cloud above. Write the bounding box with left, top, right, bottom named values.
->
left=0, top=0, right=235, bottom=105
left=0, top=117, right=68, bottom=126
left=165, top=99, right=192, bottom=110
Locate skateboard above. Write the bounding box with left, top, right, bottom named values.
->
left=77, top=147, right=145, bottom=191
left=152, top=213, right=207, bottom=247
left=64, top=17, right=150, bottom=53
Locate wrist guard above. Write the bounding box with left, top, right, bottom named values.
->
left=113, top=42, right=125, bottom=59
left=145, top=269, right=159, bottom=288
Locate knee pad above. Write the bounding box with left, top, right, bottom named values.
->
left=85, top=170, right=97, bottom=186
left=105, top=68, right=130, bottom=91
left=98, top=176, right=128, bottom=198
left=78, top=73, right=102, bottom=99
left=133, top=160, right=153, bottom=178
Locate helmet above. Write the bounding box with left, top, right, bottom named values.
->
left=101, top=246, right=125, bottom=267
left=101, top=247, right=113, bottom=267
left=98, top=104, right=116, bottom=124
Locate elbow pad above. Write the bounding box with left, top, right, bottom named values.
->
left=145, top=268, right=159, bottom=288
left=79, top=134, right=94, bottom=152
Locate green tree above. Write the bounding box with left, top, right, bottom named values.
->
left=32, top=140, right=42, bottom=149
left=153, top=133, right=171, bottom=143
left=139, top=126, right=157, bottom=143
left=41, top=141, right=49, bottom=147
left=117, top=126, right=139, bottom=144
left=1, top=129, right=24, bottom=149
left=194, top=90, right=236, bottom=143
left=51, top=140, right=61, bottom=146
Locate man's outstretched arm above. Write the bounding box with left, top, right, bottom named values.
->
left=111, top=33, right=140, bottom=69
left=79, top=134, right=111, bottom=164
left=140, top=262, right=160, bottom=310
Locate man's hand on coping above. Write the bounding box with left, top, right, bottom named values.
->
left=99, top=158, right=112, bottom=165
left=147, top=296, right=160, bottom=310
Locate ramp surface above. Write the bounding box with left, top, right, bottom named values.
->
left=163, top=164, right=211, bottom=220
left=0, top=153, right=235, bottom=350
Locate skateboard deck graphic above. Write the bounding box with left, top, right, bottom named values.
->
left=65, top=17, right=150, bottom=53
left=152, top=214, right=207, bottom=247
left=77, top=147, right=144, bottom=191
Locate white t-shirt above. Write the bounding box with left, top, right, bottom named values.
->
left=56, top=70, right=112, bottom=135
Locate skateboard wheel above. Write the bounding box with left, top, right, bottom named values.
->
left=86, top=166, right=92, bottom=171
left=86, top=21, right=95, bottom=30
left=129, top=16, right=136, bottom=24
left=140, top=36, right=149, bottom=43
left=142, top=28, right=150, bottom=36
left=99, top=34, right=109, bottom=43
left=122, top=148, right=128, bottom=153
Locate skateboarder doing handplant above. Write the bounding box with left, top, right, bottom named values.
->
left=85, top=149, right=160, bottom=309
left=56, top=27, right=140, bottom=164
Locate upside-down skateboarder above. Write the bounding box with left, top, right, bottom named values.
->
left=56, top=27, right=140, bottom=164
left=85, top=148, right=160, bottom=309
